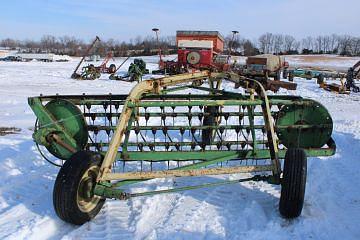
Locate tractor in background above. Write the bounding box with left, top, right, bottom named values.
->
left=109, top=58, right=149, bottom=82
left=71, top=36, right=116, bottom=80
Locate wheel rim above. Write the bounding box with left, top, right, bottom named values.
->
left=77, top=166, right=101, bottom=213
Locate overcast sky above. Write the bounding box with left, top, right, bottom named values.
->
left=1, top=0, right=359, bottom=41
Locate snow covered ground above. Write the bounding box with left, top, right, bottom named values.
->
left=0, top=55, right=360, bottom=240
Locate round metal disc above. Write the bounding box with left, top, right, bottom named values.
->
left=39, top=99, right=88, bottom=160
left=276, top=102, right=333, bottom=148
left=187, top=51, right=201, bottom=65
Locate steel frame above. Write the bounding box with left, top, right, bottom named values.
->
left=28, top=71, right=336, bottom=199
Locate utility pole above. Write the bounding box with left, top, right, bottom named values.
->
left=152, top=28, right=162, bottom=63
left=227, top=30, right=239, bottom=63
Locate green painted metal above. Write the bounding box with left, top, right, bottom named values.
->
left=116, top=146, right=335, bottom=161
left=96, top=140, right=335, bottom=190
left=290, top=68, right=345, bottom=81
left=276, top=101, right=333, bottom=148
left=29, top=93, right=336, bottom=162
left=77, top=65, right=101, bottom=80
left=29, top=98, right=88, bottom=160
left=127, top=99, right=263, bottom=108
left=94, top=175, right=271, bottom=200
left=128, top=58, right=149, bottom=82
left=28, top=81, right=336, bottom=200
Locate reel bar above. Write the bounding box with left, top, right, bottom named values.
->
left=112, top=146, right=335, bottom=162
left=84, top=111, right=271, bottom=118
left=87, top=140, right=269, bottom=148
left=32, top=94, right=311, bottom=108
left=33, top=92, right=303, bottom=102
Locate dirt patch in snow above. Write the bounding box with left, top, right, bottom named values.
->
left=0, top=127, right=21, bottom=136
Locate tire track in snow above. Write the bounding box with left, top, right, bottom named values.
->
left=62, top=201, right=134, bottom=240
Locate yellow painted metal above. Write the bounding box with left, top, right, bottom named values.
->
left=98, top=71, right=220, bottom=181
left=101, top=165, right=274, bottom=180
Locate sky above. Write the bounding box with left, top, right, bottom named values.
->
left=0, top=0, right=359, bottom=42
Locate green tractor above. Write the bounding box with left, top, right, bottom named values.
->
left=71, top=64, right=101, bottom=80
left=109, top=58, right=149, bottom=82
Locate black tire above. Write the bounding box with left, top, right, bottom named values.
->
left=53, top=151, right=105, bottom=225
left=109, top=64, right=116, bottom=74
left=288, top=71, right=294, bottom=82
left=202, top=106, right=219, bottom=145
left=283, top=69, right=289, bottom=79
left=317, top=74, right=324, bottom=84
left=279, top=148, right=307, bottom=218
left=274, top=70, right=281, bottom=81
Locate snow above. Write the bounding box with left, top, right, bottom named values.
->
left=0, top=55, right=360, bottom=240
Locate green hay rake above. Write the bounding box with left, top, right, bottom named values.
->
left=28, top=71, right=336, bottom=225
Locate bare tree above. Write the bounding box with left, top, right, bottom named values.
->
left=258, top=33, right=274, bottom=53
left=273, top=34, right=284, bottom=54
left=40, top=35, right=57, bottom=52
left=243, top=40, right=259, bottom=56
left=338, top=35, right=353, bottom=55
left=301, top=36, right=314, bottom=51
left=284, top=35, right=296, bottom=52
left=0, top=38, right=19, bottom=49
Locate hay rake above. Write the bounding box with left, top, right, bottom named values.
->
left=28, top=70, right=336, bottom=225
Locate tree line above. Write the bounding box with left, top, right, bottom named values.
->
left=0, top=35, right=176, bottom=57
left=226, top=33, right=360, bottom=56
left=1, top=33, right=360, bottom=57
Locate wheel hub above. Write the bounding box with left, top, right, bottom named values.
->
left=77, top=166, right=101, bottom=212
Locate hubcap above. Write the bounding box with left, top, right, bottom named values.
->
left=77, top=166, right=101, bottom=212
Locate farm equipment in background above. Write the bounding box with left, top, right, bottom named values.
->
left=71, top=36, right=116, bottom=80
left=74, top=64, right=102, bottom=80
left=234, top=54, right=296, bottom=92
left=344, top=62, right=360, bottom=92
left=285, top=68, right=346, bottom=84
left=285, top=66, right=359, bottom=94
left=28, top=69, right=336, bottom=225
left=320, top=80, right=350, bottom=94
left=152, top=29, right=295, bottom=92
left=152, top=30, right=230, bottom=75
left=109, top=58, right=149, bottom=82
left=71, top=36, right=100, bottom=79
left=351, top=60, right=360, bottom=79
left=96, top=52, right=117, bottom=74
left=241, top=54, right=286, bottom=81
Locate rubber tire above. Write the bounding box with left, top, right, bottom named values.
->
left=202, top=106, right=219, bottom=145
left=279, top=148, right=307, bottom=218
left=274, top=70, right=281, bottom=81
left=317, top=74, right=324, bottom=84
left=109, top=64, right=116, bottom=74
left=283, top=70, right=289, bottom=79
left=53, top=151, right=105, bottom=225
left=288, top=71, right=294, bottom=82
